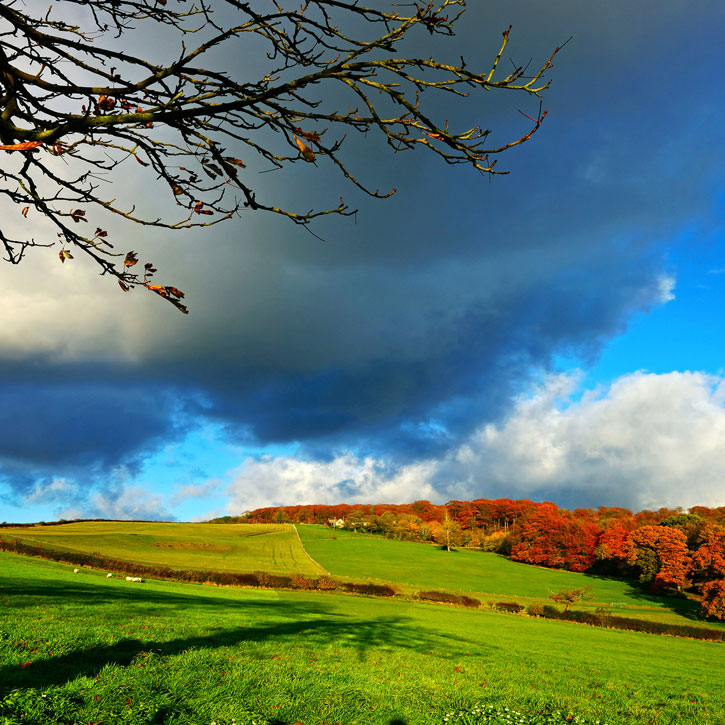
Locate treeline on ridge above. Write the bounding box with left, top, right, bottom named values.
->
left=210, top=499, right=725, bottom=620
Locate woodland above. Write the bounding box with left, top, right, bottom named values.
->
left=211, top=499, right=725, bottom=619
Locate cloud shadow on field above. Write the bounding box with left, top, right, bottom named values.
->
left=0, top=575, right=472, bottom=697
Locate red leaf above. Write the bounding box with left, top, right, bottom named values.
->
left=294, top=127, right=325, bottom=142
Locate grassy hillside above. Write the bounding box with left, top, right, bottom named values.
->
left=2, top=551, right=724, bottom=724
left=297, top=525, right=719, bottom=627
left=0, top=522, right=322, bottom=576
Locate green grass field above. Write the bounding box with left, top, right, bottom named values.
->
left=0, top=522, right=322, bottom=576
left=2, top=551, right=724, bottom=724
left=297, top=526, right=720, bottom=627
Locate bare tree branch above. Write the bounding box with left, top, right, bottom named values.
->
left=0, top=0, right=566, bottom=312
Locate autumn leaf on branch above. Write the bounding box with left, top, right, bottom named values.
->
left=293, top=135, right=316, bottom=163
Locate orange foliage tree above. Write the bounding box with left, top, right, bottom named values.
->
left=509, top=502, right=601, bottom=572
left=0, top=0, right=564, bottom=311
left=627, top=525, right=692, bottom=592
left=692, top=525, right=725, bottom=619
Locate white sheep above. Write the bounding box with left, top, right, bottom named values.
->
left=73, top=568, right=79, bottom=573
left=106, top=573, right=113, bottom=578
left=125, top=576, right=144, bottom=582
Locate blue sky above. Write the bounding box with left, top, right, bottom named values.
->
left=1, top=0, right=725, bottom=522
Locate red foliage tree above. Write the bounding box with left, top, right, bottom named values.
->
left=627, top=525, right=692, bottom=592
left=595, top=519, right=637, bottom=564
left=692, top=526, right=725, bottom=578
left=692, top=525, right=725, bottom=619
left=700, top=580, right=725, bottom=620
left=510, top=503, right=601, bottom=572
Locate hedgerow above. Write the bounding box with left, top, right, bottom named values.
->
left=526, top=602, right=725, bottom=641
left=418, top=590, right=481, bottom=608
left=0, top=537, right=398, bottom=598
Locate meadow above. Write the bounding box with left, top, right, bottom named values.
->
left=1, top=522, right=724, bottom=724
left=297, top=526, right=715, bottom=627
left=0, top=522, right=321, bottom=576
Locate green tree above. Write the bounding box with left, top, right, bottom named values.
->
left=0, top=0, right=563, bottom=310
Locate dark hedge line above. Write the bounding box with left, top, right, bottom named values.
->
left=526, top=603, right=725, bottom=642
left=0, top=537, right=398, bottom=598
left=417, top=590, right=481, bottom=608
left=491, top=601, right=525, bottom=613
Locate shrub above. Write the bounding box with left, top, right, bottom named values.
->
left=459, top=595, right=481, bottom=608
left=290, top=573, right=316, bottom=589
left=342, top=582, right=399, bottom=597
left=542, top=605, right=562, bottom=618
left=315, top=575, right=340, bottom=591
left=494, top=601, right=524, bottom=613
left=531, top=604, right=725, bottom=641
left=526, top=603, right=544, bottom=617
left=417, top=590, right=480, bottom=608
left=255, top=572, right=292, bottom=589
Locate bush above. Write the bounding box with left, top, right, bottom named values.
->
left=531, top=603, right=725, bottom=641
left=314, top=575, right=340, bottom=591
left=290, top=573, right=316, bottom=589
left=526, top=603, right=544, bottom=617
left=494, top=601, right=524, bottom=613
left=342, top=581, right=399, bottom=597
left=255, top=572, right=292, bottom=589
left=542, top=605, right=562, bottom=618
left=417, top=590, right=480, bottom=608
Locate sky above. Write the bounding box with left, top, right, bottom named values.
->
left=1, top=0, right=725, bottom=523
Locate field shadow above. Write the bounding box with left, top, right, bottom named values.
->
left=1, top=583, right=470, bottom=696
left=580, top=572, right=707, bottom=622
left=1, top=575, right=328, bottom=617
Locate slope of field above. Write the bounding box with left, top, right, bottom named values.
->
left=1, top=551, right=724, bottom=725
left=0, top=522, right=322, bottom=576
left=297, top=525, right=718, bottom=626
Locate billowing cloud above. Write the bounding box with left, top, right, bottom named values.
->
left=59, top=481, right=176, bottom=522
left=226, top=454, right=437, bottom=512
left=434, top=371, right=725, bottom=510
left=222, top=372, right=725, bottom=512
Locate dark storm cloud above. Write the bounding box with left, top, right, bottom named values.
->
left=0, top=376, right=191, bottom=496
left=1, top=0, right=723, bottom=498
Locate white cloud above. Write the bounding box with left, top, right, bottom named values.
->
left=169, top=478, right=221, bottom=506
left=656, top=274, right=676, bottom=303
left=225, top=453, right=437, bottom=512
left=222, top=371, right=725, bottom=513
left=434, top=370, right=725, bottom=510
left=23, top=477, right=80, bottom=504
left=60, top=483, right=175, bottom=521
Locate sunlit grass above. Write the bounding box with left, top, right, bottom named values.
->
left=2, top=552, right=724, bottom=724
left=0, top=522, right=321, bottom=575
left=297, top=525, right=722, bottom=628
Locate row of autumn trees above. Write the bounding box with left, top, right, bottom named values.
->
left=210, top=499, right=725, bottom=619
